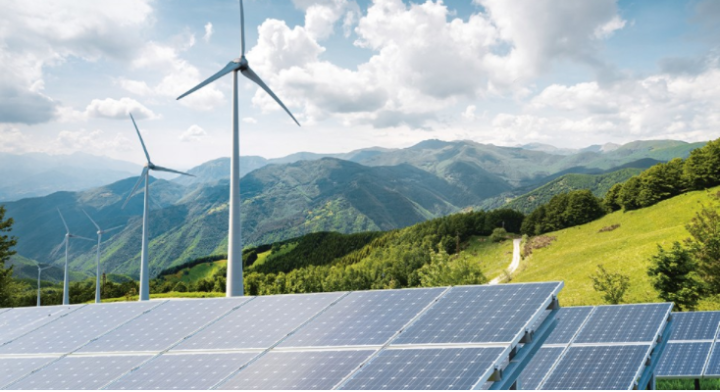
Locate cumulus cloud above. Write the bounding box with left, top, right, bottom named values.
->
left=203, top=22, right=213, bottom=42
left=292, top=0, right=361, bottom=39
left=54, top=129, right=133, bottom=153
left=84, top=97, right=159, bottom=120
left=179, top=124, right=207, bottom=142
left=0, top=0, right=152, bottom=125
left=462, top=105, right=477, bottom=121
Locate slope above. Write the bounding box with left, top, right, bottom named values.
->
left=512, top=186, right=720, bottom=307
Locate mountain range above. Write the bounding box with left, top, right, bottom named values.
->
left=1, top=139, right=705, bottom=280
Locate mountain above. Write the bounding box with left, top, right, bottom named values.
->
left=0, top=152, right=142, bottom=202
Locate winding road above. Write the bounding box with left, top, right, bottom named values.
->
left=489, top=238, right=521, bottom=285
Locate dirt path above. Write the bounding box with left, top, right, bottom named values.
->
left=489, top=238, right=521, bottom=285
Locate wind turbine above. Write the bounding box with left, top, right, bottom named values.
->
left=176, top=0, right=301, bottom=297
left=82, top=209, right=123, bottom=304
left=53, top=209, right=94, bottom=305
left=124, top=113, right=194, bottom=301
left=32, top=261, right=52, bottom=307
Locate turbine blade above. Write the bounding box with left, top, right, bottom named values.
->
left=57, top=209, right=69, bottom=232
left=176, top=61, right=239, bottom=100
left=151, top=165, right=195, bottom=177
left=50, top=238, right=66, bottom=259
left=130, top=113, right=152, bottom=163
left=104, top=225, right=124, bottom=233
left=70, top=235, right=95, bottom=242
left=240, top=0, right=245, bottom=56
left=122, top=167, right=148, bottom=209
left=81, top=209, right=100, bottom=231
left=242, top=66, right=301, bottom=127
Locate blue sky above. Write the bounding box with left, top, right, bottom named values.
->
left=1, top=0, right=719, bottom=169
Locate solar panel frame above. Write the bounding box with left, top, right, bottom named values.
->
left=543, top=307, right=594, bottom=345
left=701, top=322, right=720, bottom=377
left=517, top=347, right=564, bottom=390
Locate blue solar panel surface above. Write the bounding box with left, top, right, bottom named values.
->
left=394, top=283, right=561, bottom=345
left=0, top=305, right=78, bottom=344
left=341, top=347, right=505, bottom=390
left=0, top=357, right=58, bottom=388
left=8, top=355, right=151, bottom=390
left=218, top=350, right=374, bottom=390
left=78, top=298, right=249, bottom=353
left=0, top=302, right=158, bottom=354
left=518, top=347, right=564, bottom=390
left=670, top=312, right=720, bottom=341
left=704, top=343, right=720, bottom=377
left=573, top=304, right=671, bottom=344
left=544, top=307, right=592, bottom=345
left=173, top=293, right=342, bottom=351
left=107, top=352, right=257, bottom=390
left=656, top=342, right=711, bottom=378
left=279, top=288, right=444, bottom=348
left=541, top=345, right=649, bottom=390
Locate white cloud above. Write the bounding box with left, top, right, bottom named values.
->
left=118, top=79, right=154, bottom=96
left=0, top=0, right=153, bottom=125
left=84, top=98, right=159, bottom=120
left=179, top=124, right=207, bottom=142
left=292, top=0, right=361, bottom=40
left=0, top=125, right=28, bottom=153
left=242, top=117, right=258, bottom=124
left=462, top=105, right=477, bottom=120
left=203, top=22, right=213, bottom=42
left=54, top=129, right=133, bottom=154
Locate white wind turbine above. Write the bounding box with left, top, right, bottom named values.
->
left=82, top=209, right=123, bottom=304
left=32, top=261, right=52, bottom=307
left=123, top=113, right=194, bottom=301
left=53, top=209, right=94, bottom=305
left=176, top=0, right=300, bottom=297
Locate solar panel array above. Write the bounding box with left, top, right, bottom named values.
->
left=655, top=311, right=720, bottom=379
left=518, top=303, right=673, bottom=390
left=0, top=282, right=563, bottom=390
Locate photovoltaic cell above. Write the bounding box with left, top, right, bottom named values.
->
left=341, top=347, right=505, bottom=390
left=393, top=283, right=561, bottom=345
left=573, top=304, right=671, bottom=344
left=0, top=301, right=159, bottom=354
left=0, top=356, right=58, bottom=388
left=669, top=312, right=720, bottom=341
left=544, top=307, right=593, bottom=345
left=8, top=355, right=151, bottom=390
left=0, top=305, right=79, bottom=344
left=541, top=345, right=649, bottom=390
left=518, top=347, right=564, bottom=390
left=703, top=342, right=720, bottom=377
left=173, top=292, right=343, bottom=351
left=279, top=288, right=444, bottom=348
left=218, top=350, right=374, bottom=390
left=106, top=352, right=258, bottom=390
left=78, top=298, right=249, bottom=353
left=656, top=342, right=711, bottom=378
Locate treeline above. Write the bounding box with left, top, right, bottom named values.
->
left=521, top=190, right=606, bottom=236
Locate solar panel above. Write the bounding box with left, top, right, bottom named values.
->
left=656, top=342, right=712, bottom=378
left=106, top=352, right=258, bottom=390
left=669, top=312, right=720, bottom=341
left=544, top=307, right=593, bottom=345
left=0, top=356, right=58, bottom=388
left=393, top=283, right=562, bottom=345
left=0, top=305, right=80, bottom=344
left=7, top=354, right=151, bottom=390
left=340, top=347, right=505, bottom=390
left=78, top=298, right=249, bottom=353
left=0, top=301, right=159, bottom=354
left=704, top=340, right=720, bottom=377
left=279, top=288, right=444, bottom=348
left=173, top=292, right=343, bottom=351
left=540, top=345, right=650, bottom=390
left=573, top=304, right=671, bottom=344
left=218, top=350, right=374, bottom=390
left=518, top=347, right=564, bottom=390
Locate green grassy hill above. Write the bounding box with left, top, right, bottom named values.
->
left=513, top=186, right=720, bottom=308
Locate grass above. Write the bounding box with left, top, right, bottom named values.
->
left=461, top=236, right=515, bottom=282
left=98, top=291, right=224, bottom=303
left=657, top=378, right=720, bottom=390
left=513, top=186, right=720, bottom=307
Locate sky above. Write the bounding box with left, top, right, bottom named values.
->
left=1, top=0, right=719, bottom=169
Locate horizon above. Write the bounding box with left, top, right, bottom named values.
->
left=1, top=0, right=719, bottom=168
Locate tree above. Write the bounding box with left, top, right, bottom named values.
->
left=684, top=138, right=720, bottom=190
left=564, top=190, right=606, bottom=227
left=418, top=250, right=487, bottom=287
left=490, top=228, right=508, bottom=243
left=0, top=205, right=19, bottom=308
left=589, top=264, right=630, bottom=304
left=619, top=176, right=642, bottom=211
left=647, top=242, right=703, bottom=310
left=172, top=281, right=188, bottom=292
left=604, top=183, right=623, bottom=212
left=685, top=199, right=720, bottom=293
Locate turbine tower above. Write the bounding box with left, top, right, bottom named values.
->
left=82, top=209, right=123, bottom=304
left=124, top=113, right=194, bottom=301
left=177, top=0, right=300, bottom=297
left=54, top=209, right=94, bottom=305
left=32, top=261, right=52, bottom=307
